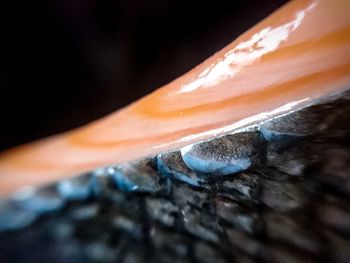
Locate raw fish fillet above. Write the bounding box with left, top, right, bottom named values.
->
left=0, top=0, right=349, bottom=194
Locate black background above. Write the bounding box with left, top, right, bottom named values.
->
left=0, top=0, right=288, bottom=151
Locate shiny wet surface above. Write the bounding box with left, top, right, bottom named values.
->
left=1, top=0, right=349, bottom=193
left=0, top=92, right=350, bottom=262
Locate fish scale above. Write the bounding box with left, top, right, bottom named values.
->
left=0, top=90, right=350, bottom=262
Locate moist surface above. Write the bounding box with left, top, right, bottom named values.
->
left=0, top=91, right=350, bottom=262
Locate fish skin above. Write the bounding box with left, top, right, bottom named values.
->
left=0, top=0, right=350, bottom=195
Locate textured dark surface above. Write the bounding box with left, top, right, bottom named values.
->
left=0, top=91, right=350, bottom=263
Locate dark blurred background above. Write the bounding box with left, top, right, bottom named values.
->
left=0, top=0, right=288, bottom=151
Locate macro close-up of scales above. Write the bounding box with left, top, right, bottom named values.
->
left=0, top=0, right=350, bottom=262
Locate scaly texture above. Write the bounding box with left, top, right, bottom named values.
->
left=0, top=91, right=349, bottom=262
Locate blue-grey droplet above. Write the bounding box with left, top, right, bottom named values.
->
left=0, top=199, right=37, bottom=231
left=157, top=151, right=204, bottom=187
left=112, top=160, right=161, bottom=193
left=181, top=131, right=265, bottom=176
left=11, top=186, right=64, bottom=214
left=57, top=173, right=92, bottom=201
left=90, top=167, right=115, bottom=197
